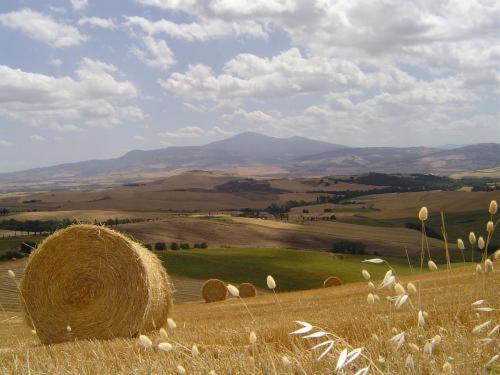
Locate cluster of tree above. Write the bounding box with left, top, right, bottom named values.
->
left=336, top=173, right=462, bottom=191
left=265, top=200, right=309, bottom=218
left=0, top=217, right=147, bottom=235
left=404, top=222, right=442, bottom=239
left=144, top=242, right=208, bottom=251
left=0, top=208, right=10, bottom=216
left=331, top=240, right=366, bottom=255
left=0, top=241, right=37, bottom=261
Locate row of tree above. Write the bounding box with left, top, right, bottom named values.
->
left=0, top=218, right=147, bottom=235
left=144, top=242, right=208, bottom=251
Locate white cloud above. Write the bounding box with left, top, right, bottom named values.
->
left=50, top=58, right=63, bottom=67
left=70, top=0, right=88, bottom=11
left=0, top=8, right=87, bottom=48
left=134, top=135, right=145, bottom=141
left=30, top=134, right=46, bottom=142
left=131, top=36, right=175, bottom=70
left=158, top=125, right=233, bottom=145
left=135, top=0, right=500, bottom=71
left=162, top=48, right=367, bottom=104
left=78, top=17, right=117, bottom=30
left=0, top=139, right=13, bottom=146
left=0, top=59, right=143, bottom=129
left=48, top=124, right=84, bottom=132
left=123, top=16, right=266, bottom=42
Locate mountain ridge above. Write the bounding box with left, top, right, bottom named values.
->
left=0, top=132, right=499, bottom=184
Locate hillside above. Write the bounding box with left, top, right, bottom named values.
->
left=0, top=133, right=499, bottom=192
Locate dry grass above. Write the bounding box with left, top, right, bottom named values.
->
left=0, top=266, right=498, bottom=374
left=120, top=215, right=447, bottom=256
left=359, top=190, right=498, bottom=219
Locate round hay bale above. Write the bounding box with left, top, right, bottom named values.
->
left=237, top=283, right=256, bottom=298
left=201, top=279, right=227, bottom=303
left=323, top=276, right=343, bottom=288
left=20, top=224, right=172, bottom=344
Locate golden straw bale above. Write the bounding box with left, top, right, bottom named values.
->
left=20, top=224, right=172, bottom=344
left=323, top=276, right=343, bottom=288
left=201, top=279, right=227, bottom=303
left=237, top=283, right=257, bottom=298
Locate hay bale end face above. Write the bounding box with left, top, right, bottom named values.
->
left=201, top=279, right=227, bottom=303
left=323, top=276, right=343, bottom=288
left=20, top=224, right=172, bottom=344
left=237, top=283, right=256, bottom=298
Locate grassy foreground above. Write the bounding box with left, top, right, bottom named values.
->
left=160, top=248, right=414, bottom=291
left=1, top=265, right=498, bottom=374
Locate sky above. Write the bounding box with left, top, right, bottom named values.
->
left=0, top=0, right=499, bottom=172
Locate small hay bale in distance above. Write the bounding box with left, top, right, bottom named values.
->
left=237, top=282, right=257, bottom=298
left=20, top=224, right=172, bottom=344
left=201, top=279, right=227, bottom=303
left=323, top=276, right=343, bottom=288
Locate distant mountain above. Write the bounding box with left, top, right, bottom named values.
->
left=0, top=132, right=346, bottom=183
left=0, top=132, right=498, bottom=189
left=291, top=143, right=500, bottom=175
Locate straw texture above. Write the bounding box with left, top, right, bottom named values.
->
left=20, top=225, right=172, bottom=344
left=237, top=283, right=257, bottom=298
left=201, top=279, right=227, bottom=303
left=323, top=276, right=343, bottom=288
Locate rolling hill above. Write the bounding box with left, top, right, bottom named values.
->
left=0, top=132, right=499, bottom=192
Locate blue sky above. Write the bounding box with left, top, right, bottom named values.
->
left=0, top=0, right=499, bottom=172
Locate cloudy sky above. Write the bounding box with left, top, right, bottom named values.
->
left=0, top=0, right=499, bottom=172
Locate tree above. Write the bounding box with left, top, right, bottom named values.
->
left=170, top=242, right=179, bottom=250
left=180, top=243, right=190, bottom=249
left=154, top=242, right=166, bottom=251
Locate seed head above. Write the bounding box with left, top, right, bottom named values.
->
left=476, top=263, right=483, bottom=274
left=361, top=269, right=371, bottom=280
left=66, top=325, right=72, bottom=333
left=367, top=281, right=375, bottom=291
left=158, top=342, right=173, bottom=352
left=159, top=328, right=168, bottom=340
left=418, top=206, right=428, bottom=221
left=494, top=249, right=500, bottom=261
left=469, top=232, right=476, bottom=245
left=405, top=354, right=414, bottom=370
left=191, top=344, right=199, bottom=357
left=472, top=320, right=491, bottom=335
left=177, top=365, right=186, bottom=375
left=167, top=318, right=177, bottom=331
left=407, top=282, right=417, bottom=294
left=7, top=270, right=15, bottom=279
left=486, top=221, right=494, bottom=233
left=489, top=200, right=498, bottom=215
left=139, top=334, right=153, bottom=348
left=249, top=331, right=257, bottom=345
left=227, top=284, right=239, bottom=297
left=485, top=259, right=494, bottom=273
left=418, top=310, right=425, bottom=327
left=428, top=260, right=438, bottom=272
left=266, top=275, right=276, bottom=289
left=367, top=293, right=375, bottom=305
left=281, top=356, right=291, bottom=368
left=394, top=283, right=405, bottom=295
left=478, top=236, right=485, bottom=250
left=373, top=294, right=380, bottom=303
left=457, top=239, right=465, bottom=250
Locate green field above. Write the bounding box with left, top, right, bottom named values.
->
left=340, top=210, right=498, bottom=256
left=160, top=247, right=415, bottom=292
left=0, top=235, right=46, bottom=259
